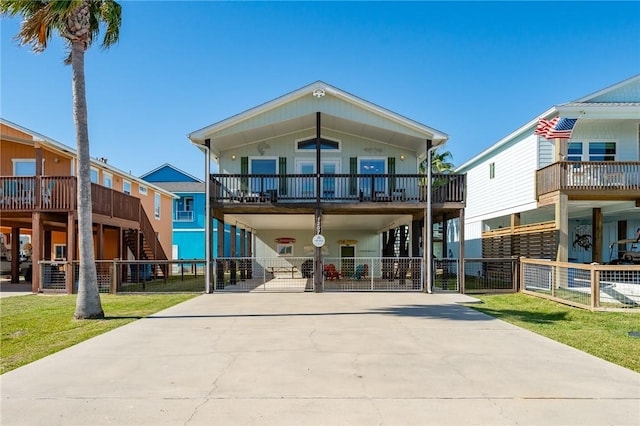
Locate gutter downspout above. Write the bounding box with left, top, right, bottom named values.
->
left=425, top=140, right=437, bottom=294
left=204, top=139, right=212, bottom=293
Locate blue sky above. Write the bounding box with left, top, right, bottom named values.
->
left=2, top=1, right=639, bottom=179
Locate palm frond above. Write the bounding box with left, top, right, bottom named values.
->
left=99, top=0, right=121, bottom=47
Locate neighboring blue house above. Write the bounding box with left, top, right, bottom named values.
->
left=141, top=164, right=206, bottom=260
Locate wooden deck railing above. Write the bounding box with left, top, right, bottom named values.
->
left=210, top=173, right=466, bottom=205
left=0, top=176, right=144, bottom=219
left=1, top=175, right=167, bottom=260
left=536, top=161, right=640, bottom=196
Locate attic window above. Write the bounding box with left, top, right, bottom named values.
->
left=295, top=137, right=340, bottom=152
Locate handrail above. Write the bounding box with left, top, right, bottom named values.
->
left=209, top=173, right=466, bottom=204
left=537, top=161, right=640, bottom=196
left=138, top=204, right=168, bottom=260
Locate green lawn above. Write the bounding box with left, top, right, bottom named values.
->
left=465, top=293, right=640, bottom=373
left=0, top=293, right=197, bottom=374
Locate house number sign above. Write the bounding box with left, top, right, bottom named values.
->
left=312, top=234, right=326, bottom=248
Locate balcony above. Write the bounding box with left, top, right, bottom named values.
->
left=0, top=175, right=167, bottom=261
left=174, top=210, right=194, bottom=222
left=536, top=161, right=640, bottom=200
left=0, top=176, right=140, bottom=221
left=210, top=173, right=466, bottom=205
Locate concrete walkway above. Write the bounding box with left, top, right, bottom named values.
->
left=0, top=281, right=33, bottom=297
left=1, top=292, right=639, bottom=425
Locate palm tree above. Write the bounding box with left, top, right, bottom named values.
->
left=1, top=0, right=122, bottom=319
left=420, top=148, right=455, bottom=174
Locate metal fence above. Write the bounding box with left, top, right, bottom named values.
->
left=38, top=257, right=522, bottom=295
left=214, top=257, right=313, bottom=292
left=39, top=259, right=207, bottom=294
left=322, top=257, right=423, bottom=291
left=521, top=258, right=640, bottom=311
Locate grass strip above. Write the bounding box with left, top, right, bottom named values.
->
left=465, top=293, right=640, bottom=373
left=1, top=293, right=197, bottom=374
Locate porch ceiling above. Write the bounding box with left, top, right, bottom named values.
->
left=208, top=113, right=438, bottom=156
left=224, top=213, right=413, bottom=233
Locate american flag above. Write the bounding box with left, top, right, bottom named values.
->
left=534, top=117, right=577, bottom=139
left=534, top=117, right=556, bottom=137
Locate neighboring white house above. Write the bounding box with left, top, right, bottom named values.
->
left=455, top=75, right=640, bottom=264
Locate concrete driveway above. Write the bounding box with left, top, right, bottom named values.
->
left=1, top=292, right=639, bottom=425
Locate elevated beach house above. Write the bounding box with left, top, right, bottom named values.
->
left=141, top=164, right=206, bottom=261
left=188, top=82, right=466, bottom=292
left=455, top=75, right=640, bottom=265
left=0, top=119, right=176, bottom=293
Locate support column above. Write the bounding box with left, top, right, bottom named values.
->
left=617, top=220, right=627, bottom=261
left=229, top=223, right=237, bottom=285
left=411, top=220, right=421, bottom=288
left=31, top=212, right=42, bottom=293
left=246, top=230, right=253, bottom=279
left=96, top=223, right=104, bottom=260
left=555, top=193, right=569, bottom=262
left=592, top=208, right=603, bottom=264
left=510, top=213, right=521, bottom=232
left=315, top=112, right=321, bottom=204
left=215, top=218, right=225, bottom=290
left=10, top=227, right=20, bottom=283
left=314, top=208, right=323, bottom=292
left=239, top=228, right=246, bottom=280
left=458, top=208, right=466, bottom=294
left=66, top=212, right=76, bottom=294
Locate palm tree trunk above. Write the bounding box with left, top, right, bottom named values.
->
left=71, top=39, right=104, bottom=319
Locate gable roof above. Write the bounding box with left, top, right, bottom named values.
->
left=571, top=74, right=640, bottom=103
left=188, top=81, right=448, bottom=158
left=455, top=74, right=640, bottom=172
left=140, top=163, right=203, bottom=183
left=0, top=118, right=177, bottom=199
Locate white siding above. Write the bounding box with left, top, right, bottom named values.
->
left=463, top=133, right=539, bottom=224
left=537, top=136, right=555, bottom=168
left=588, top=79, right=640, bottom=103
left=214, top=94, right=427, bottom=140
left=219, top=128, right=417, bottom=175
left=570, top=120, right=639, bottom=160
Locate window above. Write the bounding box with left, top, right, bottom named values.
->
left=54, top=244, right=67, bottom=260
left=249, top=158, right=278, bottom=193
left=295, top=136, right=341, bottom=152
left=589, top=142, right=616, bottom=161
left=123, top=180, right=131, bottom=195
left=489, top=162, right=495, bottom=179
left=567, top=142, right=583, bottom=161
left=175, top=196, right=194, bottom=221
left=139, top=185, right=148, bottom=195
left=154, top=193, right=161, bottom=219
left=359, top=158, right=386, bottom=196
left=13, top=159, right=36, bottom=176
left=90, top=167, right=99, bottom=184
left=566, top=141, right=616, bottom=162
left=102, top=172, right=113, bottom=188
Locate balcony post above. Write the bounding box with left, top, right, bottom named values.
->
left=592, top=208, right=603, bottom=263
left=425, top=139, right=435, bottom=294
left=31, top=211, right=42, bottom=293
left=315, top=112, right=321, bottom=204
left=555, top=193, right=569, bottom=262
left=314, top=208, right=323, bottom=292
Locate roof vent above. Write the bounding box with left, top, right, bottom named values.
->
left=312, top=88, right=326, bottom=98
